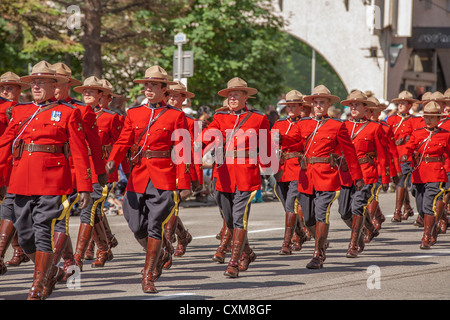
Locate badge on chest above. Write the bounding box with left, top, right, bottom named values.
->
left=51, top=110, right=62, bottom=122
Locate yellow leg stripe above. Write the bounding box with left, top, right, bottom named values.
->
left=101, top=183, right=115, bottom=218
left=50, top=195, right=70, bottom=252
left=89, top=185, right=109, bottom=226
left=243, top=190, right=258, bottom=230
left=362, top=184, right=377, bottom=218
left=374, top=184, right=382, bottom=202
left=325, top=191, right=340, bottom=224
left=432, top=182, right=445, bottom=218
left=162, top=191, right=179, bottom=239
left=294, top=197, right=299, bottom=215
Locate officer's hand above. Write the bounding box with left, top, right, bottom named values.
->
left=191, top=180, right=202, bottom=192
left=78, top=192, right=92, bottom=209
left=0, top=185, right=6, bottom=201
left=274, top=169, right=283, bottom=181
left=97, top=173, right=108, bottom=187
left=400, top=155, right=408, bottom=163
left=179, top=189, right=192, bottom=201
left=355, top=178, right=365, bottom=191
left=382, top=183, right=389, bottom=192
left=105, top=160, right=116, bottom=174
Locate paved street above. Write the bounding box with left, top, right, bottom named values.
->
left=1, top=189, right=450, bottom=302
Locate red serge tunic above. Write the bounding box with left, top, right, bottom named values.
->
left=108, top=103, right=191, bottom=193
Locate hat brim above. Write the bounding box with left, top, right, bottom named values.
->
left=303, top=94, right=340, bottom=104
left=21, top=74, right=69, bottom=84
left=69, top=78, right=82, bottom=86
left=0, top=81, right=30, bottom=90
left=423, top=112, right=444, bottom=116
left=134, top=78, right=177, bottom=85
left=341, top=99, right=376, bottom=108
left=217, top=87, right=258, bottom=98
left=278, top=100, right=304, bottom=105
left=73, top=85, right=113, bottom=95
left=391, top=98, right=419, bottom=104
left=167, top=89, right=195, bottom=99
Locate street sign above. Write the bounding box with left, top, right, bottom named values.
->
left=174, top=32, right=188, bottom=45
left=173, top=50, right=194, bottom=78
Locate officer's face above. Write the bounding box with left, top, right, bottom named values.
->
left=83, top=88, right=103, bottom=106
left=444, top=101, right=450, bottom=114
left=30, top=78, right=57, bottom=103
left=144, top=81, right=167, bottom=103
left=286, top=103, right=303, bottom=118
left=0, top=84, right=21, bottom=102
left=99, top=94, right=112, bottom=109
left=349, top=102, right=367, bottom=119
left=54, top=82, right=71, bottom=100
left=397, top=101, right=411, bottom=114
left=227, top=90, right=248, bottom=111
left=367, top=108, right=381, bottom=121
left=312, top=98, right=331, bottom=117
left=424, top=115, right=439, bottom=128
left=168, top=92, right=185, bottom=108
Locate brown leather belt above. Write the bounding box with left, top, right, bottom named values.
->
left=283, top=152, right=302, bottom=160
left=358, top=152, right=376, bottom=165
left=395, top=135, right=410, bottom=146
left=306, top=156, right=332, bottom=164
left=23, top=143, right=63, bottom=154
left=225, top=150, right=258, bottom=158
left=422, top=156, right=445, bottom=164
left=141, top=150, right=171, bottom=159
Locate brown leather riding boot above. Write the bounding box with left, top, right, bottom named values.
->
left=73, top=223, right=93, bottom=271
left=402, top=189, right=415, bottom=220
left=291, top=216, right=307, bottom=251
left=438, top=197, right=450, bottom=234
left=27, top=251, right=54, bottom=300
left=297, top=206, right=311, bottom=241
left=163, top=215, right=178, bottom=269
left=430, top=200, right=445, bottom=246
left=91, top=221, right=111, bottom=268
left=84, top=239, right=95, bottom=260
left=413, top=214, right=424, bottom=227
left=346, top=215, right=363, bottom=258
left=151, top=236, right=171, bottom=281
left=367, top=200, right=380, bottom=231
left=239, top=239, right=256, bottom=271
left=6, top=233, right=30, bottom=266
left=364, top=211, right=380, bottom=243
left=60, top=236, right=76, bottom=283
left=392, top=187, right=404, bottom=222
left=306, top=222, right=329, bottom=269
left=0, top=219, right=15, bottom=275
left=42, top=232, right=68, bottom=299
left=420, top=215, right=435, bottom=249
left=216, top=219, right=227, bottom=240
left=212, top=226, right=232, bottom=263
left=279, top=212, right=297, bottom=255
left=142, top=237, right=162, bottom=294
left=224, top=228, right=246, bottom=278
left=100, top=215, right=119, bottom=249
left=173, top=218, right=192, bottom=257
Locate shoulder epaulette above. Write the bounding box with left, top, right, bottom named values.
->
left=330, top=117, right=344, bottom=122
left=185, top=113, right=195, bottom=120
left=127, top=103, right=145, bottom=110
left=14, top=102, right=30, bottom=106
left=249, top=109, right=264, bottom=116
left=215, top=110, right=230, bottom=115
left=58, top=100, right=76, bottom=109
left=275, top=118, right=288, bottom=123
left=0, top=97, right=10, bottom=102
left=300, top=117, right=312, bottom=121
left=69, top=98, right=86, bottom=106
left=413, top=127, right=425, bottom=132
left=100, top=108, right=116, bottom=115
left=379, top=121, right=389, bottom=127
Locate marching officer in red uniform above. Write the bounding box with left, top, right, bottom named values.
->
left=0, top=60, right=92, bottom=300
left=387, top=91, right=421, bottom=222
left=292, top=85, right=363, bottom=269
left=0, top=72, right=30, bottom=273
left=163, top=81, right=202, bottom=269
left=271, top=90, right=308, bottom=255
left=105, top=65, right=192, bottom=294
left=400, top=101, right=450, bottom=249
left=197, top=77, right=275, bottom=278
left=338, top=90, right=390, bottom=258
left=365, top=96, right=401, bottom=231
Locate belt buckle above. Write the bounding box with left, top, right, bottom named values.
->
left=26, top=143, right=34, bottom=152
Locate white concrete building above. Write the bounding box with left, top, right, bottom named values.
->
left=276, top=0, right=450, bottom=100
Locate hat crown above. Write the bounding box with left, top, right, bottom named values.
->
left=345, top=90, right=368, bottom=101
left=226, top=77, right=249, bottom=89
left=52, top=62, right=72, bottom=77
left=397, top=90, right=414, bottom=100
left=285, top=90, right=304, bottom=102
left=311, top=84, right=332, bottom=96
left=367, top=96, right=380, bottom=105
left=421, top=91, right=432, bottom=101
left=30, top=60, right=57, bottom=76
left=423, top=101, right=441, bottom=114
left=430, top=91, right=445, bottom=101
left=0, top=71, right=21, bottom=82
left=169, top=80, right=187, bottom=92
left=444, top=88, right=450, bottom=98
left=82, top=76, right=103, bottom=87
left=144, top=65, right=170, bottom=80
left=100, top=78, right=114, bottom=90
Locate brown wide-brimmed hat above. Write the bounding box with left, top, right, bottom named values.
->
left=341, top=90, right=376, bottom=108
left=303, top=84, right=340, bottom=104
left=133, top=65, right=177, bottom=85
left=428, top=91, right=447, bottom=103
left=367, top=96, right=387, bottom=110
left=99, top=79, right=122, bottom=98
left=444, top=88, right=450, bottom=100
left=278, top=90, right=305, bottom=105
left=391, top=90, right=418, bottom=104
left=422, top=101, right=444, bottom=116
left=217, top=77, right=258, bottom=97
left=52, top=62, right=82, bottom=86
left=167, top=80, right=195, bottom=99
left=0, top=72, right=30, bottom=90
left=73, top=76, right=113, bottom=95
left=21, top=60, right=69, bottom=84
